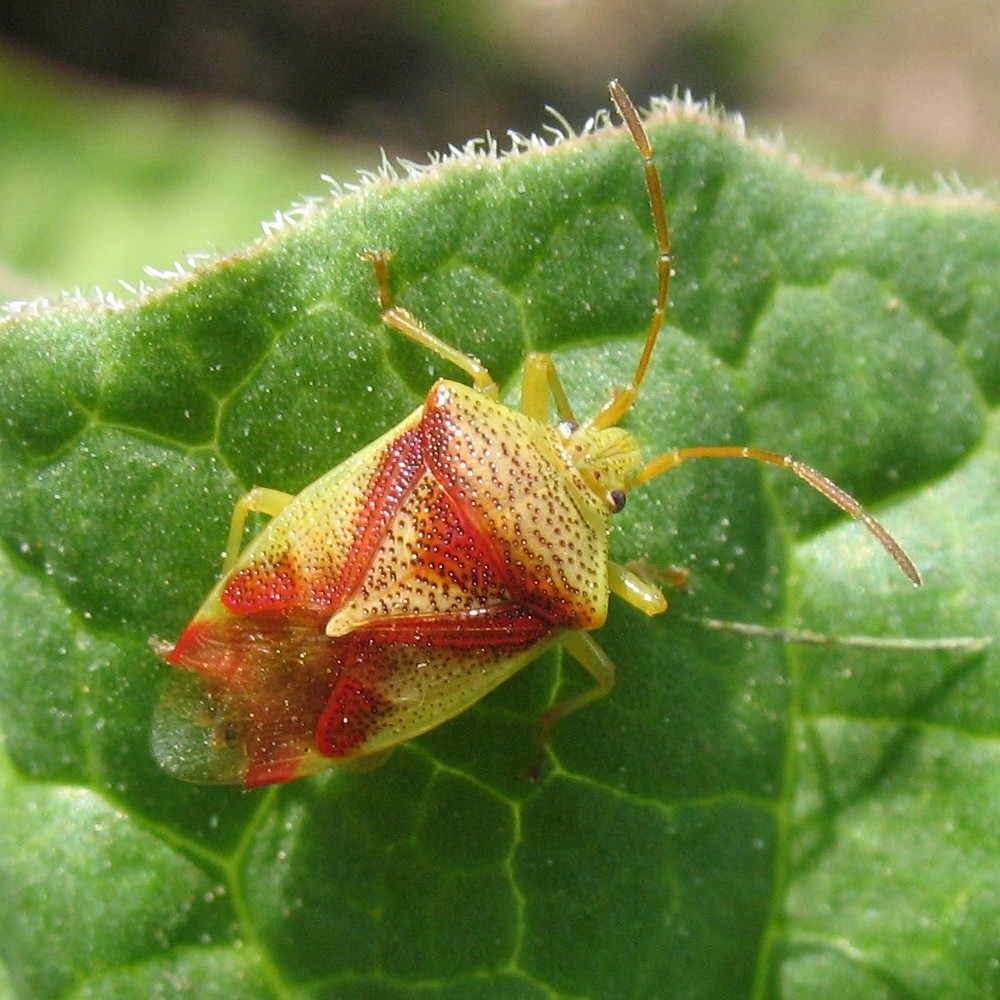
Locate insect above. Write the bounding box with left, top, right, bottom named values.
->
left=153, top=82, right=919, bottom=787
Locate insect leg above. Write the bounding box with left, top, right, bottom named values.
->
left=607, top=560, right=669, bottom=616
left=535, top=631, right=617, bottom=756
left=520, top=352, right=578, bottom=423
left=224, top=486, right=295, bottom=573
left=362, top=249, right=500, bottom=399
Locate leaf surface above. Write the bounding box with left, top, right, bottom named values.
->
left=0, top=94, right=996, bottom=999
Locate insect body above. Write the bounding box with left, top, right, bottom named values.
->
left=154, top=83, right=919, bottom=786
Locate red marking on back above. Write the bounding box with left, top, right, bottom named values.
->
left=316, top=673, right=393, bottom=757
left=222, top=555, right=298, bottom=614
left=307, top=425, right=427, bottom=607
left=365, top=604, right=553, bottom=648
left=420, top=390, right=530, bottom=597
left=414, top=480, right=508, bottom=597
left=421, top=383, right=611, bottom=629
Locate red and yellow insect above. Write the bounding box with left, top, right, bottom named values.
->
left=153, top=82, right=919, bottom=786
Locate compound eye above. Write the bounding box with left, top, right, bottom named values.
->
left=607, top=489, right=627, bottom=513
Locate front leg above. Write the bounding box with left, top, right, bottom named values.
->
left=363, top=250, right=500, bottom=399
left=607, top=560, right=669, bottom=616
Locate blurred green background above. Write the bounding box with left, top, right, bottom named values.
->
left=1, top=0, right=996, bottom=295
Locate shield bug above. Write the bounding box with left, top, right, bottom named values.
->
left=153, top=82, right=920, bottom=787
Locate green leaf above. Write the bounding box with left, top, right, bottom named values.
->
left=0, top=93, right=996, bottom=999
